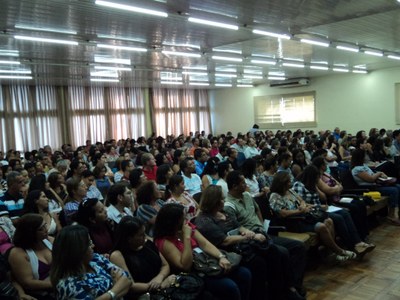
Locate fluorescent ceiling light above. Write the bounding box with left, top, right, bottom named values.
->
left=14, top=35, right=78, bottom=45
left=243, top=75, right=263, bottom=79
left=252, top=29, right=290, bottom=40
left=0, top=69, right=31, bottom=74
left=15, top=24, right=77, bottom=35
left=189, top=82, right=209, bottom=86
left=95, top=0, right=168, bottom=17
left=0, top=60, right=20, bottom=65
left=300, top=38, right=330, bottom=47
left=352, top=69, right=367, bottom=74
left=336, top=45, right=359, bottom=52
left=310, top=65, right=329, bottom=70
left=189, top=76, right=208, bottom=82
left=90, top=71, right=119, bottom=77
left=188, top=17, right=238, bottom=30
left=212, top=56, right=242, bottom=62
left=212, top=48, right=242, bottom=54
left=282, top=62, right=305, bottom=68
left=97, top=34, right=147, bottom=43
left=94, top=56, right=131, bottom=65
left=182, top=71, right=208, bottom=76
left=97, top=44, right=147, bottom=52
left=0, top=75, right=32, bottom=79
left=332, top=68, right=349, bottom=72
left=215, top=67, right=236, bottom=72
left=182, top=66, right=207, bottom=70
left=162, top=42, right=201, bottom=49
left=388, top=55, right=400, bottom=60
left=268, top=71, right=285, bottom=76
left=160, top=81, right=183, bottom=85
left=94, top=66, right=132, bottom=71
left=237, top=84, right=253, bottom=87
left=364, top=50, right=383, bottom=57
left=0, top=50, right=19, bottom=57
left=243, top=69, right=263, bottom=75
left=268, top=76, right=286, bottom=80
left=215, top=83, right=232, bottom=87
left=251, top=59, right=276, bottom=65
left=215, top=73, right=237, bottom=78
left=162, top=51, right=201, bottom=58
left=90, top=78, right=119, bottom=82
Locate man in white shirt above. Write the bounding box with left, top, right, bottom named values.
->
left=106, top=182, right=134, bottom=224
left=244, top=137, right=261, bottom=158
left=180, top=158, right=202, bottom=197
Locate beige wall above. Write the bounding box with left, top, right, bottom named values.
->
left=210, top=66, right=400, bottom=136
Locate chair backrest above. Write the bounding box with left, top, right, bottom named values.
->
left=338, top=168, right=360, bottom=190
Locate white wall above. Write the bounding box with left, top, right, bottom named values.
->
left=210, top=66, right=400, bottom=135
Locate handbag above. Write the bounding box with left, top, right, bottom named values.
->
left=192, top=249, right=242, bottom=277
left=304, top=207, right=328, bottom=224
left=150, top=273, right=204, bottom=300
left=233, top=237, right=272, bottom=263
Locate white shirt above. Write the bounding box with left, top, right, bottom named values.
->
left=182, top=173, right=202, bottom=196
left=107, top=204, right=133, bottom=224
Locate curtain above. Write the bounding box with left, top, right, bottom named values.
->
left=151, top=88, right=211, bottom=137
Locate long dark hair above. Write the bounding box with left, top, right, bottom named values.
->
left=24, top=190, right=44, bottom=214
left=153, top=204, right=185, bottom=240
left=241, top=158, right=257, bottom=179
left=270, top=172, right=291, bottom=196
left=50, top=225, right=90, bottom=285
left=76, top=198, right=99, bottom=227
left=113, top=216, right=145, bottom=253
left=13, top=213, right=44, bottom=249
left=298, top=165, right=320, bottom=191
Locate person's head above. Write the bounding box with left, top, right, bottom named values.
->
left=298, top=165, right=320, bottom=191
left=226, top=170, right=246, bottom=193
left=312, top=156, right=327, bottom=173
left=50, top=225, right=93, bottom=285
left=107, top=182, right=132, bottom=207
left=179, top=157, right=195, bottom=175
left=24, top=190, right=49, bottom=214
left=217, top=160, right=232, bottom=179
left=114, top=216, right=146, bottom=253
left=153, top=203, right=186, bottom=239
left=173, top=149, right=185, bottom=164
left=47, top=171, right=64, bottom=189
left=28, top=174, right=47, bottom=193
left=226, top=148, right=238, bottom=159
left=263, top=157, right=278, bottom=173
left=13, top=213, right=47, bottom=249
left=292, top=148, right=306, bottom=166
left=270, top=172, right=291, bottom=196
left=194, top=149, right=208, bottom=163
left=351, top=148, right=366, bottom=167
left=6, top=171, right=24, bottom=193
left=129, top=168, right=146, bottom=189
left=241, top=158, right=257, bottom=179
left=92, top=164, right=107, bottom=179
left=278, top=153, right=292, bottom=169
left=199, top=185, right=224, bottom=214
left=167, top=175, right=185, bottom=195
left=77, top=198, right=108, bottom=227
left=66, top=177, right=87, bottom=201
left=136, top=181, right=161, bottom=205
left=121, top=160, right=134, bottom=174
left=156, top=164, right=174, bottom=185
left=141, top=153, right=156, bottom=168
left=81, top=170, right=95, bottom=188
left=201, top=157, right=219, bottom=177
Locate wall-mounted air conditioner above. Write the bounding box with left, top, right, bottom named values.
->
left=270, top=78, right=310, bottom=88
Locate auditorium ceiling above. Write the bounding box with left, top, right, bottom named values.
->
left=1, top=0, right=400, bottom=88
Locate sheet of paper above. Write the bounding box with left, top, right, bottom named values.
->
left=339, top=197, right=353, bottom=203
left=327, top=205, right=342, bottom=213
left=263, top=219, right=270, bottom=233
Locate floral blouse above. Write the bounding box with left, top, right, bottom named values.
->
left=269, top=190, right=301, bottom=213
left=56, top=253, right=128, bottom=300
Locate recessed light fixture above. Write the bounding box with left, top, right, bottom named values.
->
left=282, top=62, right=305, bottom=68
left=90, top=78, right=120, bottom=82
left=160, top=81, right=183, bottom=85
left=388, top=55, right=400, bottom=60
left=15, top=24, right=77, bottom=35
left=212, top=48, right=242, bottom=55
left=237, top=84, right=253, bottom=87
left=182, top=71, right=208, bottom=76
left=336, top=45, right=359, bottom=52
left=0, top=50, right=19, bottom=57
left=243, top=75, right=263, bottom=79
left=252, top=29, right=291, bottom=40
left=90, top=71, right=119, bottom=78
left=94, top=66, right=132, bottom=71
left=212, top=56, right=242, bottom=62
left=95, top=0, right=168, bottom=17
left=97, top=44, right=147, bottom=52
left=332, top=68, right=349, bottom=72
left=268, top=76, right=286, bottom=80
left=364, top=50, right=383, bottom=57
left=310, top=65, right=329, bottom=70
left=189, top=82, right=210, bottom=86
left=251, top=59, right=276, bottom=65
left=0, top=75, right=32, bottom=79
left=94, top=56, right=131, bottom=65
left=215, top=83, right=232, bottom=87
left=162, top=51, right=201, bottom=58
left=352, top=69, right=367, bottom=74
left=188, top=17, right=238, bottom=30
left=0, top=69, right=31, bottom=74
left=97, top=34, right=147, bottom=43
left=215, top=73, right=237, bottom=78
left=14, top=35, right=78, bottom=45
left=300, top=38, right=330, bottom=47
left=0, top=60, right=20, bottom=65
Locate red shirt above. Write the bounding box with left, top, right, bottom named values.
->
left=143, top=166, right=158, bottom=181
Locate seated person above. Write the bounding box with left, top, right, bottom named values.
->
left=50, top=225, right=131, bottom=299
left=8, top=214, right=54, bottom=299
left=106, top=182, right=134, bottom=225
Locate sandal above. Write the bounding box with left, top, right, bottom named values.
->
left=341, top=250, right=357, bottom=259
left=335, top=254, right=351, bottom=262
left=354, top=243, right=376, bottom=256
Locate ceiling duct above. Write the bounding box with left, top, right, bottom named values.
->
left=270, top=78, right=310, bottom=88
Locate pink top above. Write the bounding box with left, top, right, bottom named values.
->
left=166, top=192, right=197, bottom=221
left=154, top=222, right=198, bottom=253
left=0, top=231, right=12, bottom=254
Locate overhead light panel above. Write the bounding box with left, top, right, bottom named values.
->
left=251, top=59, right=276, bottom=65
left=0, top=75, right=32, bottom=79
left=215, top=83, right=232, bottom=87
left=364, top=50, right=383, bottom=57
left=252, top=29, right=291, bottom=40
left=94, top=66, right=132, bottom=71
left=268, top=76, right=286, bottom=80
left=188, top=17, right=238, bottom=30
left=212, top=48, right=242, bottom=54
left=97, top=34, right=147, bottom=43
left=182, top=71, right=208, bottom=76
left=94, top=56, right=131, bottom=65
left=95, top=0, right=168, bottom=17
left=162, top=51, right=201, bottom=58
left=352, top=69, right=367, bottom=74
left=161, top=81, right=183, bottom=85
left=90, top=78, right=119, bottom=82
left=14, top=35, right=78, bottom=45
left=97, top=44, right=147, bottom=52
left=237, top=84, right=253, bottom=87
left=215, top=73, right=237, bottom=78
left=0, top=50, right=19, bottom=57
left=336, top=45, right=359, bottom=52
left=212, top=56, right=242, bottom=62
left=300, top=38, right=330, bottom=47
left=282, top=62, right=305, bottom=68
left=189, top=82, right=210, bottom=86
left=90, top=71, right=119, bottom=78
left=243, top=75, right=263, bottom=79
left=0, top=60, right=20, bottom=65
left=310, top=65, right=329, bottom=70
left=0, top=69, right=31, bottom=74
left=388, top=55, right=400, bottom=60
left=15, top=24, right=77, bottom=35
left=332, top=68, right=349, bottom=72
left=182, top=66, right=207, bottom=70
